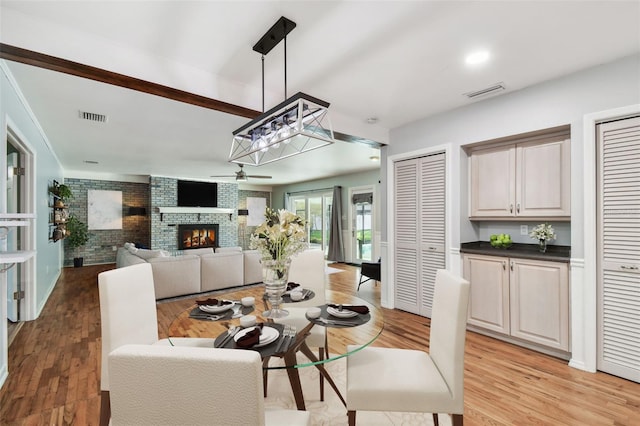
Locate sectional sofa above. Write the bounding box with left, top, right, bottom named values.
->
left=115, top=244, right=263, bottom=300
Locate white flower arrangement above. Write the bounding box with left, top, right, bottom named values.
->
left=529, top=223, right=556, bottom=242
left=249, top=208, right=307, bottom=262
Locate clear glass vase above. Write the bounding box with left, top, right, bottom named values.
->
left=538, top=239, right=547, bottom=253
left=261, top=258, right=291, bottom=319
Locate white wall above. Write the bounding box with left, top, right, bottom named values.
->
left=382, top=54, right=640, bottom=370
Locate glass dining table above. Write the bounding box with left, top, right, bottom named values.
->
left=167, top=286, right=384, bottom=410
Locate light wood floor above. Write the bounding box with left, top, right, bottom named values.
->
left=1, top=263, right=638, bottom=425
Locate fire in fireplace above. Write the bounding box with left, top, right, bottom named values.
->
left=178, top=224, right=219, bottom=250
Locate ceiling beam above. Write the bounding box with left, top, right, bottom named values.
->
left=0, top=43, right=260, bottom=119
left=0, top=43, right=384, bottom=148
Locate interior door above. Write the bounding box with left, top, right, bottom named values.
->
left=6, top=150, right=20, bottom=321
left=597, top=116, right=640, bottom=383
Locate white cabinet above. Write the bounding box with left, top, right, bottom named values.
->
left=463, top=254, right=510, bottom=334
left=470, top=137, right=571, bottom=219
left=462, top=253, right=570, bottom=352
left=510, top=258, right=569, bottom=351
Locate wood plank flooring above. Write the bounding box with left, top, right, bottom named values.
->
left=1, top=263, right=639, bottom=425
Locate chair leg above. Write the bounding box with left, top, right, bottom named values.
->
left=347, top=410, right=356, bottom=426
left=262, top=357, right=270, bottom=397
left=319, top=347, right=325, bottom=401
left=432, top=413, right=439, bottom=426
left=452, top=413, right=463, bottom=426
left=99, top=391, right=110, bottom=426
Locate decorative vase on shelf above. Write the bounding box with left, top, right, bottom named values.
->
left=261, top=258, right=291, bottom=319
left=538, top=239, right=547, bottom=253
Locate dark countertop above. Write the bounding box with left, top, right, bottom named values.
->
left=460, top=241, right=571, bottom=263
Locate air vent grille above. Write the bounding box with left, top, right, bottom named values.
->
left=464, top=82, right=506, bottom=99
left=79, top=111, right=108, bottom=123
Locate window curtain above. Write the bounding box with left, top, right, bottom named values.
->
left=352, top=192, right=373, bottom=204
left=284, top=192, right=290, bottom=210
left=327, top=186, right=345, bottom=262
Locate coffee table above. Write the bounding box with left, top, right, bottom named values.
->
left=168, top=286, right=384, bottom=410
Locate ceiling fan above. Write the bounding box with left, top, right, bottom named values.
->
left=210, top=164, right=272, bottom=182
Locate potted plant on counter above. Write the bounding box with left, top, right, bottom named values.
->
left=65, top=215, right=89, bottom=267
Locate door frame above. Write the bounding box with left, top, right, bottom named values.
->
left=3, top=118, right=36, bottom=322
left=348, top=185, right=375, bottom=264
left=385, top=143, right=457, bottom=310
left=580, top=103, right=640, bottom=373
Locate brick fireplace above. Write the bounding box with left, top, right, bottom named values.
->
left=178, top=224, right=219, bottom=250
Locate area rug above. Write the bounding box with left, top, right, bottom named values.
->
left=263, top=355, right=448, bottom=425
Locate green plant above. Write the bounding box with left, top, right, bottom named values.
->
left=65, top=216, right=89, bottom=250
left=50, top=183, right=74, bottom=201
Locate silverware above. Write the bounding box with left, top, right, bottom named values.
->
left=190, top=314, right=222, bottom=321
left=281, top=325, right=297, bottom=352
left=315, top=317, right=356, bottom=326
left=216, top=326, right=239, bottom=348
left=275, top=325, right=290, bottom=353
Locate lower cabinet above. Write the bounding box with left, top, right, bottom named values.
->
left=463, top=253, right=569, bottom=352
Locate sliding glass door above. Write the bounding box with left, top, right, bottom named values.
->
left=289, top=191, right=333, bottom=255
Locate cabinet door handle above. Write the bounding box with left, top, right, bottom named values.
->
left=502, top=261, right=506, bottom=270
left=621, top=265, right=639, bottom=270
left=516, top=203, right=520, bottom=213
left=509, top=204, right=513, bottom=213
left=510, top=261, right=514, bottom=271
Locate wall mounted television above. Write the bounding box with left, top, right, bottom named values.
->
left=177, top=180, right=218, bottom=207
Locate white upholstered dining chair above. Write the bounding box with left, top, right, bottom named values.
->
left=98, top=263, right=215, bottom=426
left=346, top=269, right=470, bottom=426
left=108, top=344, right=311, bottom=426
left=273, top=248, right=329, bottom=398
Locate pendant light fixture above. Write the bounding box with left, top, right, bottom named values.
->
left=229, top=17, right=334, bottom=166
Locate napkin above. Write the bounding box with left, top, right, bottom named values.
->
left=235, top=323, right=264, bottom=349
left=328, top=304, right=370, bottom=314
left=286, top=282, right=300, bottom=291
left=196, top=298, right=232, bottom=306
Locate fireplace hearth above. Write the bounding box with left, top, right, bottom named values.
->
left=178, top=224, right=219, bottom=250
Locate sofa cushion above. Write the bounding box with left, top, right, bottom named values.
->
left=243, top=250, right=263, bottom=285
left=116, top=247, right=147, bottom=268
left=148, top=255, right=201, bottom=299
left=184, top=247, right=214, bottom=256
left=215, top=246, right=243, bottom=253
left=132, top=248, right=170, bottom=260
left=200, top=252, right=244, bottom=292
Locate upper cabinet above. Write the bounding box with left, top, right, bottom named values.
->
left=469, top=135, right=571, bottom=220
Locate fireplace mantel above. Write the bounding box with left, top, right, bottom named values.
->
left=157, top=206, right=234, bottom=221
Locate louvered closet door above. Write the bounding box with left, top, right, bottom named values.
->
left=395, top=159, right=420, bottom=314
left=419, top=154, right=446, bottom=317
left=597, top=116, right=640, bottom=383
left=394, top=153, right=446, bottom=317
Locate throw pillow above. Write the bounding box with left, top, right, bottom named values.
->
left=134, top=248, right=169, bottom=260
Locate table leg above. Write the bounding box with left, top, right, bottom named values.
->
left=283, top=350, right=306, bottom=410
left=299, top=342, right=347, bottom=407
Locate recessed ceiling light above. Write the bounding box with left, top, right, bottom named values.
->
left=366, top=117, right=379, bottom=124
left=465, top=50, right=490, bottom=66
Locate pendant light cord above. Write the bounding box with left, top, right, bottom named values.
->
left=261, top=54, right=265, bottom=113
left=284, top=33, right=287, bottom=100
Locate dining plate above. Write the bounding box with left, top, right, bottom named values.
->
left=327, top=306, right=359, bottom=318
left=234, top=326, right=279, bottom=347
left=199, top=302, right=234, bottom=314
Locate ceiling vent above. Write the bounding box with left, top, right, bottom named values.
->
left=79, top=110, right=108, bottom=123
left=464, top=82, right=506, bottom=99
